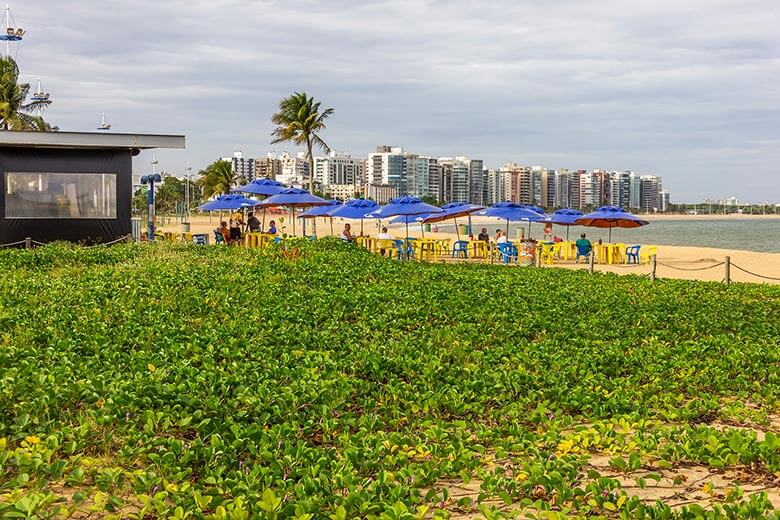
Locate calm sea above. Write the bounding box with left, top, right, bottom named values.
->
left=435, top=218, right=780, bottom=253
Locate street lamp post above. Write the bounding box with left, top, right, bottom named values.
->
left=140, top=174, right=162, bottom=240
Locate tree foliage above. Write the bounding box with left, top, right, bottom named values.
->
left=271, top=92, right=333, bottom=192
left=196, top=159, right=236, bottom=198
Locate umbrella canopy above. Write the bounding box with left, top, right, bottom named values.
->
left=298, top=199, right=342, bottom=218
left=256, top=188, right=331, bottom=236
left=368, top=196, right=443, bottom=218
left=522, top=205, right=546, bottom=216
left=545, top=208, right=584, bottom=225
left=231, top=178, right=286, bottom=196
left=422, top=202, right=484, bottom=224
left=543, top=208, right=584, bottom=240
left=327, top=199, right=380, bottom=219
left=390, top=215, right=427, bottom=224
left=476, top=202, right=544, bottom=222
left=257, top=187, right=331, bottom=208
left=575, top=205, right=649, bottom=241
left=198, top=194, right=260, bottom=211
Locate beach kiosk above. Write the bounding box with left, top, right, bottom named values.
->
left=0, top=131, right=185, bottom=244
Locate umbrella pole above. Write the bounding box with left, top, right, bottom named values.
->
left=528, top=221, right=531, bottom=239
left=292, top=208, right=296, bottom=236
left=421, top=222, right=424, bottom=238
left=405, top=221, right=410, bottom=260
left=609, top=226, right=612, bottom=243
left=566, top=226, right=570, bottom=241
left=262, top=208, right=266, bottom=230
left=468, top=214, right=472, bottom=236
left=455, top=217, right=460, bottom=241
left=330, top=217, right=333, bottom=236
left=360, top=218, right=364, bottom=236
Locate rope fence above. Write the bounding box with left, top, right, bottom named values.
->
left=656, top=261, right=725, bottom=272
left=730, top=263, right=780, bottom=282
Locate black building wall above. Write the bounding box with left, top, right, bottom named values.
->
left=0, top=147, right=132, bottom=244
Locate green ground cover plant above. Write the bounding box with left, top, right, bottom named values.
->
left=0, top=241, right=778, bottom=519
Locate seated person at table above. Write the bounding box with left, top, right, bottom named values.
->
left=246, top=212, right=261, bottom=233
left=478, top=228, right=490, bottom=241
left=341, top=223, right=355, bottom=242
left=217, top=222, right=231, bottom=244
left=266, top=220, right=277, bottom=235
left=495, top=229, right=508, bottom=244
left=377, top=227, right=393, bottom=240
left=575, top=233, right=592, bottom=262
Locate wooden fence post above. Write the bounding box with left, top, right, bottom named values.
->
left=650, top=254, right=657, bottom=282
left=588, top=249, right=595, bottom=274
left=24, top=237, right=31, bottom=249
left=725, top=256, right=731, bottom=285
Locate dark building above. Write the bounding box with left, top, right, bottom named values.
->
left=0, top=131, right=185, bottom=244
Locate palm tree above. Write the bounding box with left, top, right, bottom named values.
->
left=197, top=159, right=236, bottom=198
left=271, top=92, right=334, bottom=192
left=0, top=56, right=54, bottom=131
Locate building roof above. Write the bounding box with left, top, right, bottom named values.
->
left=0, top=131, right=185, bottom=150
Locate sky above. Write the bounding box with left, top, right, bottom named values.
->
left=12, top=0, right=780, bottom=202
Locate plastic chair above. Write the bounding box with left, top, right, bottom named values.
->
left=392, top=239, right=411, bottom=260
left=452, top=240, right=469, bottom=258
left=575, top=242, right=591, bottom=263
left=273, top=237, right=282, bottom=244
left=539, top=243, right=557, bottom=265
left=214, top=230, right=225, bottom=245
left=192, top=234, right=208, bottom=245
left=626, top=245, right=640, bottom=264
left=497, top=243, right=518, bottom=264
left=640, top=245, right=657, bottom=264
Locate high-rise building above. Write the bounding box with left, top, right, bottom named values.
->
left=500, top=163, right=532, bottom=204
left=554, top=169, right=571, bottom=208
left=640, top=175, right=662, bottom=212
left=467, top=158, right=484, bottom=205
left=363, top=184, right=398, bottom=204
left=255, top=153, right=282, bottom=180
left=629, top=172, right=642, bottom=209
left=366, top=146, right=411, bottom=195
left=277, top=152, right=308, bottom=187
left=578, top=170, right=593, bottom=209
left=537, top=168, right=556, bottom=208
left=438, top=160, right=453, bottom=202
left=659, top=190, right=670, bottom=212
left=485, top=169, right=506, bottom=205
left=426, top=158, right=441, bottom=202
left=609, top=171, right=632, bottom=208
left=222, top=151, right=255, bottom=186
left=327, top=184, right=361, bottom=201
left=591, top=170, right=611, bottom=208
left=314, top=152, right=364, bottom=190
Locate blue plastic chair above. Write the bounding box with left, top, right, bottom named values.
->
left=273, top=237, right=282, bottom=244
left=575, top=242, right=591, bottom=263
left=452, top=240, right=469, bottom=258
left=214, top=230, right=225, bottom=245
left=497, top=242, right=518, bottom=264
left=626, top=245, right=640, bottom=264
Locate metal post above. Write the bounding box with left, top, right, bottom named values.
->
left=650, top=254, right=657, bottom=282
left=589, top=248, right=595, bottom=274
left=24, top=237, right=31, bottom=249
left=147, top=179, right=156, bottom=240
left=725, top=256, right=731, bottom=285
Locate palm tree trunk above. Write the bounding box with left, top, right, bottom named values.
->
left=306, top=137, right=314, bottom=193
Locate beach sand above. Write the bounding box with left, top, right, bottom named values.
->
left=156, top=214, right=780, bottom=285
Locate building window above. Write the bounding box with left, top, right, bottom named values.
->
left=5, top=172, right=117, bottom=219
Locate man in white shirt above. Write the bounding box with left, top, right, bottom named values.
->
left=496, top=229, right=508, bottom=244
left=377, top=227, right=393, bottom=240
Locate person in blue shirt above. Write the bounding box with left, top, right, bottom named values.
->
left=267, top=220, right=277, bottom=235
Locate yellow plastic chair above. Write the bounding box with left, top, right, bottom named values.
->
left=539, top=243, right=557, bottom=265
left=640, top=245, right=658, bottom=264
left=376, top=239, right=395, bottom=257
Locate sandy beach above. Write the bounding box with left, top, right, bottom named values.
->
left=157, top=214, right=780, bottom=285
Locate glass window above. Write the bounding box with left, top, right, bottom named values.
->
left=5, top=172, right=117, bottom=219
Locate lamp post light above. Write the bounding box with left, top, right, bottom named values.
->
left=140, top=173, right=162, bottom=240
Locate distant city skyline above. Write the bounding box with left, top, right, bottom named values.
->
left=12, top=0, right=780, bottom=203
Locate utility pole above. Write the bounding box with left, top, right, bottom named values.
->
left=184, top=162, right=192, bottom=230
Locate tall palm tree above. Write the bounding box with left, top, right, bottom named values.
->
left=0, top=56, right=54, bottom=131
left=197, top=159, right=236, bottom=198
left=271, top=92, right=334, bottom=192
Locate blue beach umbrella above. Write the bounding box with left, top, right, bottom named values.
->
left=476, top=202, right=545, bottom=238
left=574, top=205, right=649, bottom=242
left=198, top=194, right=260, bottom=211
left=257, top=188, right=331, bottom=236
left=368, top=196, right=443, bottom=255
left=231, top=178, right=286, bottom=196
left=299, top=200, right=342, bottom=237
left=327, top=199, right=380, bottom=236
left=543, top=208, right=584, bottom=240
left=231, top=179, right=287, bottom=229
left=422, top=202, right=484, bottom=240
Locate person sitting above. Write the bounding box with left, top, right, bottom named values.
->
left=495, top=229, right=508, bottom=244
left=575, top=233, right=592, bottom=263
left=266, top=220, right=277, bottom=235
left=377, top=227, right=393, bottom=240
left=217, top=221, right=231, bottom=244
left=341, top=223, right=355, bottom=242
left=246, top=212, right=261, bottom=233
left=478, top=228, right=490, bottom=241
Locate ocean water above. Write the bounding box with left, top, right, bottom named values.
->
left=435, top=218, right=780, bottom=253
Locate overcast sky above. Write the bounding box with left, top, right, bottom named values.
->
left=14, top=0, right=780, bottom=202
